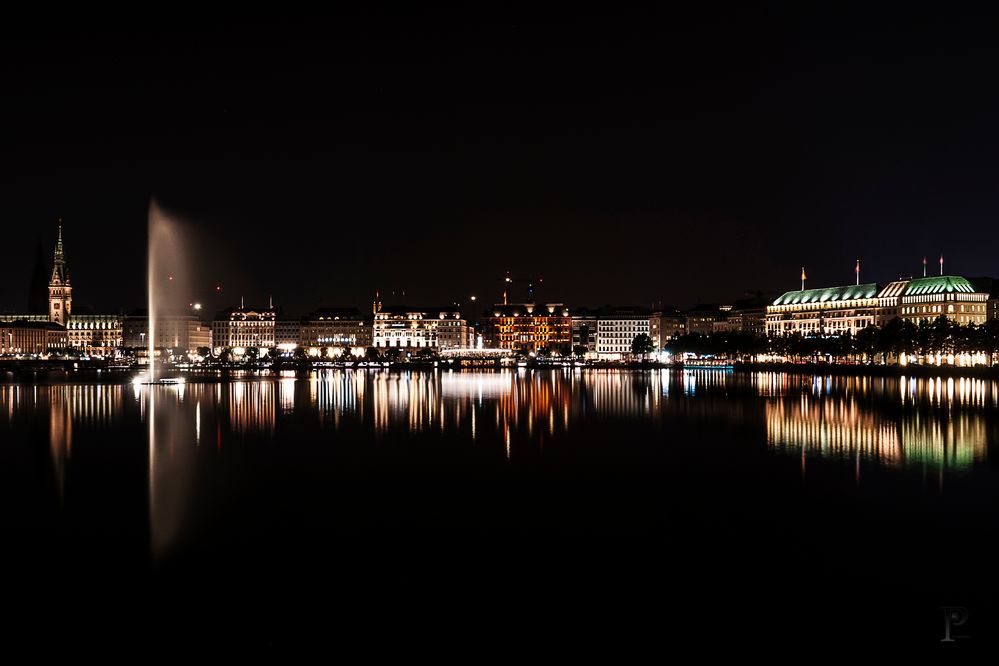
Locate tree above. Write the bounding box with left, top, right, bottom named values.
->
left=631, top=333, right=655, bottom=360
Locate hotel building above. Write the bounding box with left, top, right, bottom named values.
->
left=766, top=283, right=879, bottom=337
left=212, top=306, right=277, bottom=350
left=373, top=305, right=471, bottom=349
left=897, top=276, right=989, bottom=325
left=67, top=313, right=123, bottom=356
left=483, top=303, right=571, bottom=353
left=300, top=308, right=372, bottom=348
left=876, top=280, right=909, bottom=325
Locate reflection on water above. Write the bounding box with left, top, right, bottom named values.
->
left=1, top=370, right=997, bottom=560
left=766, top=400, right=987, bottom=471
left=758, top=373, right=993, bottom=471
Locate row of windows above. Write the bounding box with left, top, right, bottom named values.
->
left=901, top=304, right=985, bottom=315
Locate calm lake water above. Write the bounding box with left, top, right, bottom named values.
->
left=2, top=368, right=997, bottom=652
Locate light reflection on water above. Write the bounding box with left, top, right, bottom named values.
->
left=2, top=369, right=997, bottom=557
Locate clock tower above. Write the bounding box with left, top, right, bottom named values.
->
left=48, top=223, right=72, bottom=325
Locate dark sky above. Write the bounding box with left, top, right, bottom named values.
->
left=3, top=8, right=999, bottom=315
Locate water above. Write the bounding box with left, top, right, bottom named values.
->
left=2, top=368, right=997, bottom=652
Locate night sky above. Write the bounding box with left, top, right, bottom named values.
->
left=3, top=8, right=999, bottom=315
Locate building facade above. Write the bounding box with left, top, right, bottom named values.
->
left=570, top=309, right=598, bottom=355
left=123, top=313, right=212, bottom=352
left=685, top=305, right=727, bottom=335
left=596, top=308, right=651, bottom=360
left=372, top=305, right=470, bottom=349
left=766, top=283, right=879, bottom=337
left=212, top=307, right=277, bottom=350
left=66, top=314, right=124, bottom=356
left=275, top=318, right=303, bottom=348
left=483, top=303, right=571, bottom=353
left=898, top=276, right=989, bottom=325
left=0, top=321, right=67, bottom=355
left=726, top=296, right=772, bottom=336
left=650, top=308, right=686, bottom=350
left=876, top=280, right=909, bottom=326
left=300, top=308, right=372, bottom=348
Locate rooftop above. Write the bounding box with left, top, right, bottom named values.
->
left=902, top=276, right=978, bottom=296
left=877, top=280, right=910, bottom=299
left=772, top=283, right=878, bottom=306
left=306, top=307, right=366, bottom=321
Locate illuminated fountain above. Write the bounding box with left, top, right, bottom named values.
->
left=139, top=200, right=189, bottom=385
left=139, top=200, right=199, bottom=561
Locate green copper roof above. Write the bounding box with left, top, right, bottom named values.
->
left=902, top=275, right=977, bottom=296
left=772, top=283, right=878, bottom=306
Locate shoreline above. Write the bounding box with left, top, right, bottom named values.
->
left=3, top=359, right=999, bottom=384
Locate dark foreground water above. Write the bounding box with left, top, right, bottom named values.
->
left=2, top=369, right=997, bottom=653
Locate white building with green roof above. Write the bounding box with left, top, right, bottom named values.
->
left=898, top=276, right=989, bottom=325
left=766, top=283, right=879, bottom=337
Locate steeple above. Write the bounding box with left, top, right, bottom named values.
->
left=48, top=220, right=72, bottom=325
left=50, top=221, right=69, bottom=286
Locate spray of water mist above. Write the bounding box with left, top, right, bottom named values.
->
left=145, top=199, right=198, bottom=562
left=147, top=200, right=192, bottom=381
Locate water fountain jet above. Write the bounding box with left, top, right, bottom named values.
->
left=139, top=200, right=192, bottom=384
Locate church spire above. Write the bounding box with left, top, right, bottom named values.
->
left=51, top=219, right=69, bottom=285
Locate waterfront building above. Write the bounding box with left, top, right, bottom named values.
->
left=482, top=303, right=571, bottom=353
left=212, top=306, right=277, bottom=350
left=373, top=305, right=470, bottom=349
left=725, top=296, right=772, bottom=336
left=968, top=278, right=998, bottom=322
left=123, top=311, right=212, bottom=353
left=897, top=276, right=989, bottom=325
left=685, top=305, right=728, bottom=335
left=299, top=308, right=372, bottom=348
left=766, top=283, right=879, bottom=337
left=876, top=280, right=909, bottom=325
left=570, top=308, right=598, bottom=356
left=0, top=320, right=67, bottom=355
left=596, top=307, right=651, bottom=360
left=66, top=313, right=124, bottom=356
left=649, top=308, right=685, bottom=350
left=275, top=317, right=303, bottom=348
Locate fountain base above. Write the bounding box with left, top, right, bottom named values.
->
left=133, top=377, right=186, bottom=386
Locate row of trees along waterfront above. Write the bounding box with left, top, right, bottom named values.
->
left=665, top=316, right=999, bottom=365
